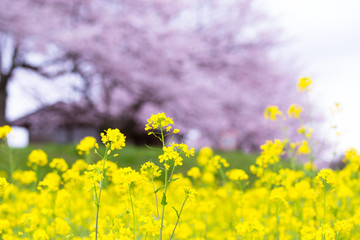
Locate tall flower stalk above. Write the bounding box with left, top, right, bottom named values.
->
left=144, top=113, right=194, bottom=240
left=84, top=129, right=126, bottom=240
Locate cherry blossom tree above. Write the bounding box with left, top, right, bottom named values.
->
left=0, top=0, right=302, bottom=149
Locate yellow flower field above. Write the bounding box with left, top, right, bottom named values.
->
left=0, top=79, right=358, bottom=240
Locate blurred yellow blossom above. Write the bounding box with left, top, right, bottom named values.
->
left=49, top=158, right=68, bottom=172
left=37, top=172, right=61, bottom=192
left=288, top=104, right=303, bottom=118
left=226, top=169, right=248, bottom=181
left=297, top=140, right=311, bottom=155
left=184, top=186, right=197, bottom=200
left=0, top=177, right=9, bottom=193
left=264, top=105, right=283, bottom=121
left=27, top=149, right=48, bottom=167
left=140, top=161, right=162, bottom=179
left=76, top=136, right=97, bottom=155
left=316, top=169, right=336, bottom=189
left=334, top=219, right=352, bottom=235
left=12, top=170, right=37, bottom=185
left=316, top=224, right=335, bottom=240
left=0, top=125, right=11, bottom=140
left=298, top=77, right=312, bottom=92
left=256, top=139, right=286, bottom=168
left=187, top=167, right=201, bottom=179
left=297, top=125, right=313, bottom=138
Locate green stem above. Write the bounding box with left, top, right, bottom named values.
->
left=94, top=184, right=100, bottom=240
left=169, top=196, right=188, bottom=240
left=6, top=140, right=14, bottom=182
left=152, top=178, right=160, bottom=220
left=159, top=168, right=168, bottom=240
left=168, top=165, right=176, bottom=183
left=129, top=187, right=136, bottom=240
left=94, top=148, right=109, bottom=240
left=35, top=166, right=39, bottom=187
left=219, top=166, right=227, bottom=185
left=159, top=125, right=167, bottom=240
left=275, top=207, right=280, bottom=240
left=323, top=190, right=326, bottom=224
left=322, top=190, right=326, bottom=240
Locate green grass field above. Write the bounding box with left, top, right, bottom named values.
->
left=0, top=142, right=262, bottom=183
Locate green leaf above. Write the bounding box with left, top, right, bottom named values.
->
left=172, top=207, right=179, bottom=218
left=145, top=144, right=161, bottom=150
left=154, top=184, right=165, bottom=193
left=161, top=193, right=167, bottom=206
left=168, top=177, right=179, bottom=184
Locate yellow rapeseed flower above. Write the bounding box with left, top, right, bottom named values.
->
left=236, top=220, right=265, bottom=239
left=27, top=149, right=48, bottom=167
left=316, top=224, right=335, bottom=240
left=33, top=229, right=49, bottom=240
left=316, top=169, right=336, bottom=189
left=0, top=177, right=9, bottom=193
left=334, top=219, right=353, bottom=235
left=304, top=161, right=317, bottom=171
left=297, top=126, right=313, bottom=138
left=0, top=125, right=11, bottom=140
left=101, top=128, right=126, bottom=151
left=256, top=139, right=286, bottom=168
left=76, top=136, right=97, bottom=155
left=12, top=170, right=37, bottom=185
left=288, top=104, right=303, bottom=118
left=269, top=187, right=289, bottom=210
left=145, top=112, right=174, bottom=131
left=37, top=172, right=61, bottom=192
left=53, top=217, right=71, bottom=236
left=49, top=158, right=68, bottom=172
left=112, top=167, right=142, bottom=191
left=84, top=165, right=104, bottom=185
left=264, top=105, right=283, bottom=121
left=298, top=77, right=313, bottom=92
left=140, top=161, right=162, bottom=178
left=197, top=147, right=213, bottom=166
left=184, top=186, right=197, bottom=200
left=187, top=167, right=201, bottom=179
left=297, top=140, right=311, bottom=155
left=226, top=169, right=248, bottom=181
left=158, top=143, right=194, bottom=167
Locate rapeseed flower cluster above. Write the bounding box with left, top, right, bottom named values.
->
left=76, top=136, right=97, bottom=155
left=12, top=170, right=37, bottom=185
left=27, top=149, right=48, bottom=168
left=255, top=139, right=286, bottom=168
left=141, top=161, right=162, bottom=179
left=101, top=128, right=126, bottom=151
left=145, top=113, right=178, bottom=133
left=49, top=158, right=68, bottom=172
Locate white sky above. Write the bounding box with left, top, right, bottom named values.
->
left=7, top=0, right=360, bottom=155
left=257, top=0, right=360, bottom=155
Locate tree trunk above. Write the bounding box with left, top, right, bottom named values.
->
left=0, top=40, right=19, bottom=125
left=0, top=77, right=8, bottom=125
